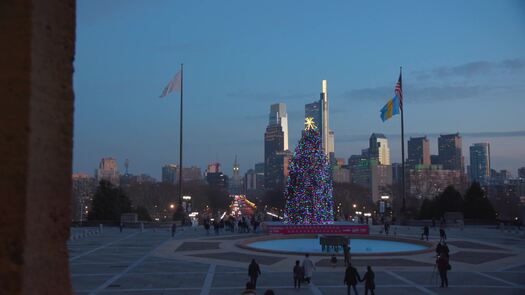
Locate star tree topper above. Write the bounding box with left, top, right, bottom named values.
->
left=305, top=117, right=317, bottom=130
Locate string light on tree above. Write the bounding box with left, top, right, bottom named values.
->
left=284, top=117, right=334, bottom=224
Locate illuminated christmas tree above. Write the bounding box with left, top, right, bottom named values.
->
left=284, top=117, right=334, bottom=224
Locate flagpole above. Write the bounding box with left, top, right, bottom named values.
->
left=179, top=63, right=184, bottom=211
left=400, top=66, right=406, bottom=213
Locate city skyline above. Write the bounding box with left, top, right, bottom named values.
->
left=74, top=1, right=525, bottom=178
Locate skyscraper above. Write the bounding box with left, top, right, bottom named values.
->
left=519, top=167, right=525, bottom=179
left=438, top=133, right=464, bottom=172
left=265, top=103, right=288, bottom=190
left=469, top=143, right=491, bottom=185
left=305, top=80, right=334, bottom=160
left=96, top=157, right=119, bottom=186
left=269, top=103, right=289, bottom=151
left=369, top=133, right=390, bottom=165
left=162, top=164, right=178, bottom=184
left=407, top=136, right=431, bottom=168
left=229, top=156, right=242, bottom=194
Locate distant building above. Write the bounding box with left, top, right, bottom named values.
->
left=254, top=162, right=265, bottom=174
left=370, top=164, right=392, bottom=202
left=305, top=80, right=335, bottom=160
left=207, top=162, right=221, bottom=173
left=71, top=173, right=97, bottom=221
left=162, top=164, right=178, bottom=184
left=96, top=157, right=119, bottom=186
left=469, top=143, right=491, bottom=185
left=408, top=165, right=465, bottom=199
left=490, top=169, right=511, bottom=185
left=182, top=166, right=202, bottom=182
left=206, top=172, right=228, bottom=190
left=438, top=133, right=464, bottom=172
left=229, top=156, right=242, bottom=194
left=431, top=155, right=441, bottom=165
left=369, top=133, right=390, bottom=165
left=407, top=136, right=430, bottom=168
left=269, top=103, right=289, bottom=151
left=391, top=163, right=403, bottom=186
left=518, top=167, right=525, bottom=179
left=348, top=154, right=371, bottom=188
left=333, top=166, right=351, bottom=183
left=264, top=103, right=289, bottom=190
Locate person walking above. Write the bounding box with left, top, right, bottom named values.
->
left=436, top=253, right=450, bottom=288
left=360, top=265, right=375, bottom=295
left=439, top=227, right=447, bottom=242
left=293, top=260, right=303, bottom=289
left=302, top=253, right=315, bottom=284
left=421, top=225, right=429, bottom=241
left=248, top=259, right=261, bottom=289
left=344, top=262, right=361, bottom=295
left=343, top=244, right=351, bottom=266
left=171, top=223, right=177, bottom=237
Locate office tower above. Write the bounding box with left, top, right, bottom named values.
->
left=95, top=157, right=119, bottom=186
left=269, top=103, right=289, bottom=151
left=207, top=162, right=221, bottom=173
left=162, top=164, right=178, bottom=184
left=370, top=164, right=393, bottom=202
left=206, top=172, right=228, bottom=190
left=348, top=154, right=372, bottom=188
left=438, top=133, right=464, bottom=172
left=408, top=165, right=465, bottom=199
left=431, top=155, right=441, bottom=166
left=305, top=80, right=335, bottom=159
left=181, top=166, right=202, bottom=182
left=407, top=136, right=431, bottom=168
left=369, top=133, right=390, bottom=165
left=469, top=143, right=491, bottom=185
left=265, top=104, right=288, bottom=190
left=518, top=167, right=525, bottom=179
left=229, top=156, right=242, bottom=194
left=71, top=173, right=96, bottom=221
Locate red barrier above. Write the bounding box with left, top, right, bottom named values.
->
left=264, top=223, right=369, bottom=235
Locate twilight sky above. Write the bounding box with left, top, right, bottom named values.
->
left=74, top=0, right=525, bottom=179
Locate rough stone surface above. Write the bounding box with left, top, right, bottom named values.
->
left=0, top=0, right=75, bottom=294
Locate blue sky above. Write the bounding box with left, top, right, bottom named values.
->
left=74, top=0, right=525, bottom=179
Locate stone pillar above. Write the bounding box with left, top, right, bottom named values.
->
left=0, top=1, right=76, bottom=294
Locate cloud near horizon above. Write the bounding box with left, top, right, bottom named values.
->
left=336, top=130, right=525, bottom=143
left=413, top=58, right=525, bottom=80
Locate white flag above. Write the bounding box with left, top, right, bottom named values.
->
left=159, top=70, right=182, bottom=98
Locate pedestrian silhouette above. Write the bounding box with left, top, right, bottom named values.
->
left=360, top=265, right=375, bottom=295
left=248, top=259, right=261, bottom=289
left=293, top=260, right=304, bottom=289
left=302, top=253, right=315, bottom=284
left=344, top=262, right=361, bottom=295
left=436, top=253, right=450, bottom=288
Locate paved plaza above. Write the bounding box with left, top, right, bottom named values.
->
left=69, top=225, right=525, bottom=295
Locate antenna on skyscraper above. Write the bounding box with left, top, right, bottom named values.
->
left=124, top=159, right=129, bottom=175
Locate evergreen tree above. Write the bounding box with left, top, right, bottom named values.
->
left=463, top=182, right=495, bottom=219
left=284, top=118, right=334, bottom=224
left=88, top=180, right=132, bottom=221
left=435, top=185, right=463, bottom=215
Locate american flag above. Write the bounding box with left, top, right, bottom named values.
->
left=395, top=71, right=403, bottom=109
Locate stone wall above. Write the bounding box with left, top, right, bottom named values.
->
left=0, top=0, right=75, bottom=294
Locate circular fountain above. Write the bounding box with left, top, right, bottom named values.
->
left=240, top=235, right=432, bottom=256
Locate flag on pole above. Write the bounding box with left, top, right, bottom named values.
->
left=380, top=70, right=403, bottom=121
left=159, top=70, right=182, bottom=98
left=395, top=71, right=403, bottom=110
left=380, top=95, right=400, bottom=122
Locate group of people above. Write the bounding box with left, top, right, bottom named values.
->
left=245, top=254, right=375, bottom=295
